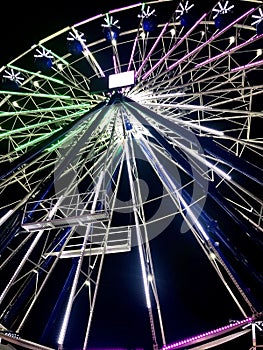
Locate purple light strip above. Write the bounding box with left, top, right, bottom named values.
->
left=195, top=33, right=263, bottom=68
left=74, top=13, right=104, bottom=28
left=162, top=317, right=253, bottom=350
left=168, top=7, right=256, bottom=71
left=74, top=3, right=141, bottom=28
left=87, top=348, right=137, bottom=350
left=109, top=3, right=142, bottom=15
left=135, top=21, right=170, bottom=78
left=141, top=13, right=207, bottom=80
left=231, top=59, right=263, bottom=72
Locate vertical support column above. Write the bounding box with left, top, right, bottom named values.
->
left=124, top=137, right=159, bottom=350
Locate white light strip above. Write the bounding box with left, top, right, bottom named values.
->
left=167, top=118, right=224, bottom=136
left=231, top=59, right=263, bottom=72
left=137, top=135, right=210, bottom=241
left=124, top=140, right=151, bottom=308
left=0, top=209, right=14, bottom=226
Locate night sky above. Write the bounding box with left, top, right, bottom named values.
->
left=0, top=1, right=220, bottom=67
left=0, top=0, right=137, bottom=67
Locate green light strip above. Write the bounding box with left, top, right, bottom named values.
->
left=0, top=113, right=85, bottom=138
left=0, top=90, right=71, bottom=99
left=45, top=122, right=89, bottom=153
left=0, top=104, right=90, bottom=117
left=45, top=138, right=66, bottom=153
left=45, top=110, right=102, bottom=152
left=39, top=44, right=69, bottom=66
left=14, top=128, right=62, bottom=152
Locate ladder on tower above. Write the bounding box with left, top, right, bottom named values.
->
left=21, top=190, right=132, bottom=257
left=21, top=190, right=109, bottom=232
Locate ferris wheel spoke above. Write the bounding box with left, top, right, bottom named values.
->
left=196, top=33, right=263, bottom=68
left=169, top=7, right=256, bottom=72
left=0, top=1, right=263, bottom=349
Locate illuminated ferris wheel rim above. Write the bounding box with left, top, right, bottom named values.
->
left=0, top=0, right=261, bottom=74
left=0, top=1, right=263, bottom=350
left=0, top=0, right=262, bottom=251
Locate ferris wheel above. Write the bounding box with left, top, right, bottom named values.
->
left=0, top=0, right=263, bottom=349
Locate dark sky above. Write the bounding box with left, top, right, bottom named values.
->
left=0, top=0, right=138, bottom=67
left=0, top=0, right=219, bottom=67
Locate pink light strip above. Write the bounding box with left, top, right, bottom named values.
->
left=195, top=33, right=263, bottom=68
left=167, top=7, right=256, bottom=71
left=135, top=21, right=170, bottom=78
left=74, top=3, right=141, bottom=28
left=231, top=59, right=263, bottom=72
left=109, top=3, right=142, bottom=15
left=162, top=317, right=253, bottom=350
left=141, top=13, right=207, bottom=80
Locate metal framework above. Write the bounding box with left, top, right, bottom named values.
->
left=0, top=1, right=263, bottom=349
